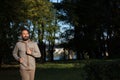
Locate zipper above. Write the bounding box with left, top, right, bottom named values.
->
left=24, top=42, right=30, bottom=68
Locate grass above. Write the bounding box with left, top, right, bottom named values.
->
left=0, top=59, right=120, bottom=80
left=35, top=62, right=85, bottom=80
left=0, top=61, right=85, bottom=80
left=35, top=67, right=84, bottom=80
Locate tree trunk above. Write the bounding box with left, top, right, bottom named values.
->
left=38, top=41, right=46, bottom=63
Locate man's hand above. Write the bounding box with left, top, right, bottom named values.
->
left=26, top=48, right=32, bottom=55
left=19, top=58, right=24, bottom=63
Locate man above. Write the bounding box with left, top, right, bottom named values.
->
left=13, top=28, right=41, bottom=80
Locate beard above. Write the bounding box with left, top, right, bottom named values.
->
left=22, top=36, right=29, bottom=41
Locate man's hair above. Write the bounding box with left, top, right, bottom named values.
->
left=21, top=28, right=30, bottom=34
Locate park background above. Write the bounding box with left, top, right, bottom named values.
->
left=0, top=0, right=120, bottom=80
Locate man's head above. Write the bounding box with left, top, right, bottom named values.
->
left=21, top=28, right=30, bottom=41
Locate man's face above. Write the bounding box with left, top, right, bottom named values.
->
left=21, top=30, right=30, bottom=41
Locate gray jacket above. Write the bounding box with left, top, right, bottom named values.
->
left=13, top=40, right=41, bottom=70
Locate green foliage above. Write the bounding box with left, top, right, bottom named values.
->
left=0, top=0, right=59, bottom=63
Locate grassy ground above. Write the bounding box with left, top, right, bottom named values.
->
left=0, top=59, right=120, bottom=80
left=0, top=61, right=85, bottom=80
left=35, top=62, right=85, bottom=80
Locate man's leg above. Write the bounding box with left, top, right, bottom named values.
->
left=20, top=69, right=29, bottom=80
left=29, top=70, right=35, bottom=80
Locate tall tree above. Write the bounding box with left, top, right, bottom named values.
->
left=58, top=0, right=120, bottom=59
left=0, top=0, right=58, bottom=66
left=0, top=0, right=24, bottom=67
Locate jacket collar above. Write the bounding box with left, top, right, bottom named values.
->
left=19, top=39, right=31, bottom=43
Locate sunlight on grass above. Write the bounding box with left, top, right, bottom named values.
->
left=36, top=63, right=75, bottom=69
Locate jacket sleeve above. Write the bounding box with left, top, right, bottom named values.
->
left=12, top=43, right=20, bottom=61
left=31, top=42, right=41, bottom=58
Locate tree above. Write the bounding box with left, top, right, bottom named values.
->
left=58, top=0, right=120, bottom=59
left=0, top=0, right=58, bottom=66
left=0, top=0, right=24, bottom=67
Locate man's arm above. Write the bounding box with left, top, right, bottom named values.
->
left=12, top=43, right=20, bottom=61
left=27, top=42, right=41, bottom=58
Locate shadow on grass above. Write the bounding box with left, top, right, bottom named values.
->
left=35, top=67, right=85, bottom=80
left=0, top=59, right=120, bottom=80
left=0, top=67, right=20, bottom=80
left=0, top=64, right=85, bottom=80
